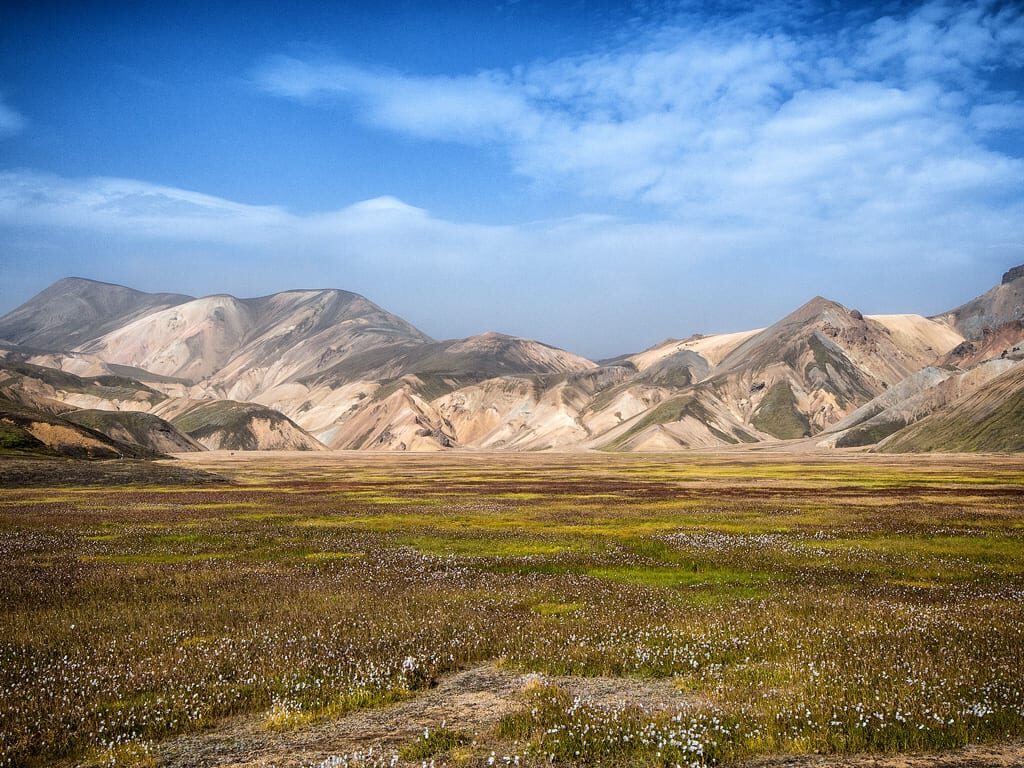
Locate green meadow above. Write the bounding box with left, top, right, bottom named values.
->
left=1, top=451, right=1023, bottom=766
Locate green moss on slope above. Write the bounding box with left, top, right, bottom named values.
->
left=881, top=391, right=1024, bottom=453
left=64, top=409, right=191, bottom=451
left=172, top=401, right=267, bottom=435
left=751, top=381, right=810, bottom=439
left=0, top=421, right=51, bottom=455
left=835, top=419, right=908, bottom=448
left=172, top=400, right=320, bottom=451
left=606, top=396, right=714, bottom=450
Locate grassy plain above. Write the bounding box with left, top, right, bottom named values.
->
left=1, top=451, right=1023, bottom=767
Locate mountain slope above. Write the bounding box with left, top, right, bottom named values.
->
left=63, top=410, right=204, bottom=454
left=0, top=394, right=161, bottom=459
left=78, top=288, right=433, bottom=393
left=271, top=332, right=598, bottom=450
left=434, top=369, right=606, bottom=450
left=307, top=332, right=595, bottom=388
left=701, top=298, right=958, bottom=437
left=170, top=400, right=326, bottom=451
left=0, top=277, right=191, bottom=350
left=0, top=359, right=168, bottom=414
left=79, top=295, right=254, bottom=382
left=209, top=290, right=434, bottom=398
left=942, top=321, right=1024, bottom=368
left=820, top=360, right=1016, bottom=448
left=879, top=362, right=1024, bottom=452
left=623, top=329, right=762, bottom=372
left=936, top=265, right=1024, bottom=340
left=595, top=389, right=763, bottom=450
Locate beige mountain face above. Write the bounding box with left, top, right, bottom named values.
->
left=0, top=267, right=1020, bottom=453
left=168, top=400, right=325, bottom=451
left=937, top=265, right=1024, bottom=340
left=626, top=329, right=762, bottom=372
left=80, top=295, right=254, bottom=382
left=435, top=372, right=599, bottom=450
left=78, top=288, right=431, bottom=391
left=0, top=359, right=201, bottom=456
left=0, top=277, right=191, bottom=351
left=878, top=361, right=1024, bottom=452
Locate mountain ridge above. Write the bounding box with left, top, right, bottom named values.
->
left=0, top=277, right=193, bottom=351
left=1, top=268, right=1021, bottom=454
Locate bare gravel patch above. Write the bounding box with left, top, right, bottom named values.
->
left=154, top=663, right=699, bottom=767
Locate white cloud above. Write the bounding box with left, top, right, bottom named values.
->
left=3, top=2, right=1023, bottom=356
left=2, top=168, right=1021, bottom=358
left=0, top=172, right=291, bottom=241
left=856, top=1, right=1024, bottom=87
left=254, top=57, right=538, bottom=143
left=970, top=101, right=1024, bottom=133
left=253, top=0, right=1024, bottom=228
left=0, top=94, right=26, bottom=137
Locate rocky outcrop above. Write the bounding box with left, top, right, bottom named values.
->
left=938, top=263, right=1024, bottom=340
left=1003, top=264, right=1024, bottom=285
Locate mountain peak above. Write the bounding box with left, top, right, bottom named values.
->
left=1002, top=264, right=1024, bottom=285
left=471, top=331, right=516, bottom=342
left=0, top=277, right=193, bottom=350
left=54, top=276, right=129, bottom=290
left=779, top=295, right=848, bottom=325
left=941, top=264, right=1024, bottom=340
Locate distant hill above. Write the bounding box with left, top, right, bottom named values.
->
left=63, top=410, right=204, bottom=454
left=0, top=265, right=1021, bottom=453
left=0, top=277, right=191, bottom=350
left=170, top=400, right=325, bottom=451
left=879, top=363, right=1024, bottom=453
left=935, top=265, right=1024, bottom=341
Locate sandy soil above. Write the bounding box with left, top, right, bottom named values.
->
left=25, top=422, right=113, bottom=454
left=866, top=315, right=964, bottom=359
left=629, top=329, right=763, bottom=372
left=154, top=664, right=698, bottom=767
left=151, top=663, right=1023, bottom=768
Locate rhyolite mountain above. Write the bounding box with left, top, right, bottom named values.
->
left=879, top=362, right=1024, bottom=453
left=0, top=277, right=192, bottom=351
left=0, top=359, right=200, bottom=457
left=1, top=267, right=1022, bottom=454
left=937, top=265, right=1024, bottom=341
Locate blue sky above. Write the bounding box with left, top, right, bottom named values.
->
left=1, top=0, right=1022, bottom=358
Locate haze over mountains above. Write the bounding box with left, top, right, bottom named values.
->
left=1, top=268, right=1022, bottom=456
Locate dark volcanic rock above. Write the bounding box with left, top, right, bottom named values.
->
left=1002, top=264, right=1024, bottom=285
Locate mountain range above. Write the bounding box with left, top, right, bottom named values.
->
left=1, top=267, right=1021, bottom=457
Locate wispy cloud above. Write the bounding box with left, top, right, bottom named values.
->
left=256, top=58, right=537, bottom=144
left=2, top=168, right=1021, bottom=358
left=0, top=172, right=292, bottom=241
left=253, top=0, right=1024, bottom=226
left=0, top=94, right=26, bottom=137
left=3, top=1, right=1022, bottom=356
